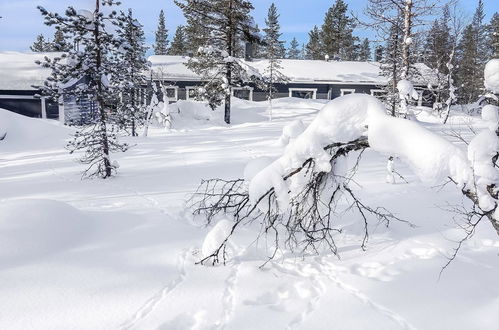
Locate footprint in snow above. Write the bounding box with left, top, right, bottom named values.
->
left=351, top=262, right=400, bottom=282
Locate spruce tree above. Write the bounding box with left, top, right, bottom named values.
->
left=175, top=0, right=259, bottom=124
left=261, top=3, right=288, bottom=120
left=320, top=0, right=356, bottom=60
left=154, top=10, right=169, bottom=55
left=305, top=26, right=322, bottom=60
left=261, top=3, right=286, bottom=59
left=489, top=13, right=499, bottom=58
left=357, top=38, right=371, bottom=61
left=456, top=0, right=487, bottom=103
left=52, top=29, right=71, bottom=51
left=30, top=34, right=50, bottom=52
left=168, top=25, right=188, bottom=56
left=114, top=9, right=150, bottom=137
left=36, top=0, right=129, bottom=178
left=287, top=37, right=301, bottom=59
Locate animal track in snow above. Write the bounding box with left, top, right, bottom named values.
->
left=120, top=249, right=190, bottom=330
left=351, top=261, right=401, bottom=282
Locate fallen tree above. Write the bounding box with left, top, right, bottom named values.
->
left=190, top=93, right=499, bottom=265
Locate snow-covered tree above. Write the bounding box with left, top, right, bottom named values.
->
left=153, top=9, right=169, bottom=55
left=357, top=38, right=371, bottom=61
left=305, top=26, right=322, bottom=60
left=287, top=37, right=301, bottom=59
left=167, top=25, right=188, bottom=56
left=261, top=3, right=286, bottom=59
left=36, top=1, right=129, bottom=178
left=320, top=0, right=356, bottom=60
left=174, top=0, right=260, bottom=124
left=114, top=9, right=150, bottom=137
left=30, top=34, right=51, bottom=52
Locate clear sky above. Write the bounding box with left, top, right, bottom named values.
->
left=0, top=0, right=497, bottom=53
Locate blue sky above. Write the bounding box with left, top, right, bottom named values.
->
left=0, top=0, right=497, bottom=53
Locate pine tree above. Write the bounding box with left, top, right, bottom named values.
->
left=320, top=0, right=356, bottom=60
left=261, top=3, right=286, bottom=59
left=287, top=37, right=301, bottom=59
left=168, top=25, right=188, bottom=56
left=357, top=38, right=371, bottom=61
left=183, top=15, right=210, bottom=56
left=154, top=10, right=169, bottom=55
left=30, top=34, right=51, bottom=52
left=175, top=0, right=260, bottom=124
left=52, top=29, right=71, bottom=51
left=489, top=13, right=499, bottom=58
left=36, top=0, right=129, bottom=178
left=114, top=9, right=150, bottom=137
left=306, top=26, right=322, bottom=60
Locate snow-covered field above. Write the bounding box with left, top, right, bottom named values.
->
left=0, top=98, right=498, bottom=330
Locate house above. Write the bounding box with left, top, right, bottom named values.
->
left=0, top=52, right=61, bottom=119
left=0, top=51, right=437, bottom=121
left=148, top=55, right=437, bottom=105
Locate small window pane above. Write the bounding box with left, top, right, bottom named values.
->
left=233, top=89, right=251, bottom=100
left=165, top=88, right=176, bottom=99
left=291, top=90, right=314, bottom=99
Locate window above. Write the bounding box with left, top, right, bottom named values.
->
left=370, top=89, right=385, bottom=97
left=340, top=89, right=355, bottom=96
left=164, top=86, right=178, bottom=101
left=232, top=87, right=253, bottom=101
left=185, top=86, right=198, bottom=100
left=289, top=88, right=317, bottom=99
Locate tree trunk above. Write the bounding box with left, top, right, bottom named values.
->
left=94, top=0, right=112, bottom=178
left=401, top=0, right=412, bottom=80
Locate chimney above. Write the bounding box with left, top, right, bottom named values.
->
left=245, top=42, right=253, bottom=61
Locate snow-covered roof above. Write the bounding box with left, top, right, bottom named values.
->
left=148, top=55, right=437, bottom=86
left=0, top=52, right=436, bottom=91
left=0, top=51, right=63, bottom=91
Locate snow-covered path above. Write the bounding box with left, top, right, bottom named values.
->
left=0, top=101, right=498, bottom=329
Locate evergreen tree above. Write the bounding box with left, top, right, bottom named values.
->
left=261, top=3, right=288, bottom=119
left=357, top=38, right=371, bottom=61
left=287, top=37, right=301, bottom=59
left=320, top=0, right=356, bottom=60
left=305, top=26, right=322, bottom=60
left=52, top=29, right=71, bottom=51
left=456, top=0, right=487, bottom=103
left=175, top=0, right=259, bottom=124
left=114, top=9, right=150, bottom=137
left=36, top=1, right=129, bottom=178
left=30, top=34, right=51, bottom=52
left=154, top=10, right=169, bottom=55
left=261, top=3, right=286, bottom=59
left=489, top=13, right=499, bottom=58
left=168, top=25, right=188, bottom=55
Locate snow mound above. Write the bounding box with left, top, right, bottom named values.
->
left=0, top=109, right=71, bottom=150
left=484, top=59, right=499, bottom=93
left=481, top=104, right=499, bottom=130
left=0, top=199, right=92, bottom=264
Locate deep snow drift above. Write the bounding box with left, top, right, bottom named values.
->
left=0, top=98, right=498, bottom=330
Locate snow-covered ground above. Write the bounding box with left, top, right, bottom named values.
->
left=0, top=98, right=498, bottom=330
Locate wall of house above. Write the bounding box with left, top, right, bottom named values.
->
left=0, top=90, right=59, bottom=119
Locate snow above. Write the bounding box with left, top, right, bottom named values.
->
left=0, top=52, right=64, bottom=90
left=147, top=55, right=437, bottom=86
left=0, top=108, right=72, bottom=151
left=397, top=79, right=419, bottom=100
left=0, top=97, right=498, bottom=329
left=484, top=59, right=499, bottom=93
left=201, top=219, right=234, bottom=259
